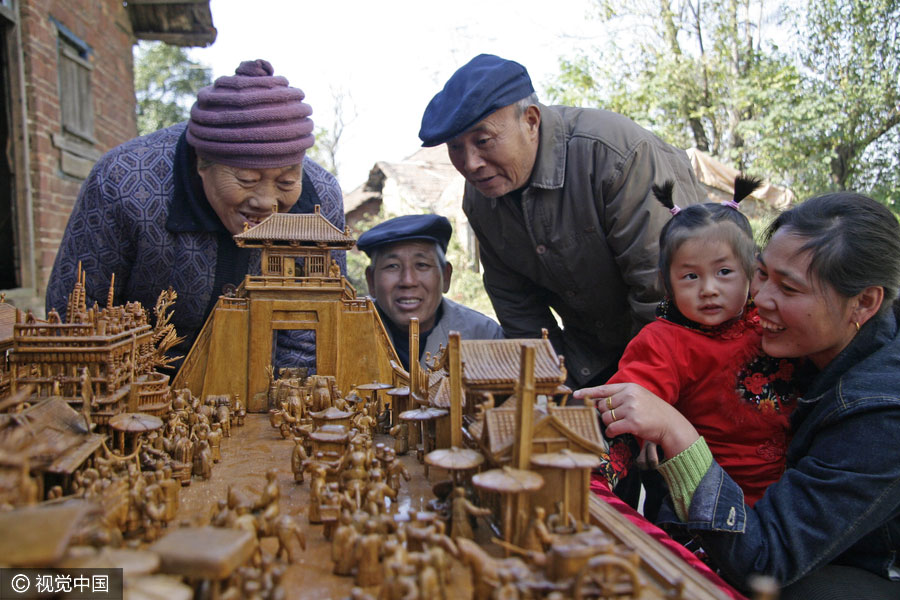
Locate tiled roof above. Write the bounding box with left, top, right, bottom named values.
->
left=439, top=338, right=564, bottom=386
left=480, top=404, right=605, bottom=459
left=234, top=212, right=355, bottom=245
left=345, top=146, right=462, bottom=214
left=0, top=398, right=104, bottom=473
left=548, top=406, right=605, bottom=449
left=484, top=408, right=517, bottom=455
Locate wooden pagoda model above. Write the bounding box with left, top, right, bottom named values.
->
left=173, top=206, right=401, bottom=411
left=7, top=267, right=171, bottom=426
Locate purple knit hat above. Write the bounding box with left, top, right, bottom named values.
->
left=187, top=59, right=314, bottom=169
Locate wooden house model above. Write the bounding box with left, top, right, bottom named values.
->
left=7, top=271, right=170, bottom=426
left=0, top=396, right=105, bottom=503
left=428, top=333, right=568, bottom=449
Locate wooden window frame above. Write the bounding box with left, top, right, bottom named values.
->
left=52, top=17, right=95, bottom=145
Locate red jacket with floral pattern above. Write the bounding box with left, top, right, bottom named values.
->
left=606, top=306, right=802, bottom=505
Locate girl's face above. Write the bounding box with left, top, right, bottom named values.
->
left=669, top=237, right=749, bottom=326
left=752, top=229, right=858, bottom=369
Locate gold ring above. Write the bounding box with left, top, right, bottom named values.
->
left=610, top=408, right=617, bottom=422
left=605, top=397, right=613, bottom=410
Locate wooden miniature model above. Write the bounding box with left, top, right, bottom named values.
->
left=173, top=206, right=403, bottom=411
left=7, top=269, right=176, bottom=426
left=0, top=297, right=19, bottom=398
left=424, top=331, right=569, bottom=454
left=0, top=212, right=748, bottom=600
left=150, top=526, right=256, bottom=599
left=0, top=397, right=105, bottom=504
left=449, top=486, right=491, bottom=540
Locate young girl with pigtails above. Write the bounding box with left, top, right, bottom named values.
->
left=597, top=177, right=807, bottom=509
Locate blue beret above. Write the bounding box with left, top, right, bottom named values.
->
left=356, top=214, right=453, bottom=257
left=418, top=54, right=534, bottom=147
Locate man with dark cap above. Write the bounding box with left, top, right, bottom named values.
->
left=46, top=59, right=345, bottom=373
left=419, top=53, right=707, bottom=390
left=357, top=214, right=503, bottom=370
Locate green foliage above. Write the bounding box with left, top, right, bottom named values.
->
left=547, top=0, right=900, bottom=210
left=134, top=42, right=212, bottom=136
left=443, top=231, right=496, bottom=320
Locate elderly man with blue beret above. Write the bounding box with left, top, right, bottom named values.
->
left=357, top=214, right=503, bottom=371
left=419, top=54, right=707, bottom=390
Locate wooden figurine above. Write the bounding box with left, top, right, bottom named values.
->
left=363, top=469, right=397, bottom=516
left=517, top=505, right=554, bottom=552
left=388, top=422, right=409, bottom=455
left=381, top=447, right=411, bottom=492
left=208, top=423, right=223, bottom=463
left=311, top=376, right=333, bottom=413
left=307, top=459, right=329, bottom=524
left=290, top=437, right=308, bottom=484
left=353, top=519, right=384, bottom=587
left=338, top=438, right=370, bottom=509
left=193, top=439, right=212, bottom=480
left=547, top=500, right=578, bottom=535
left=211, top=498, right=236, bottom=528
left=449, top=486, right=491, bottom=540
left=160, top=465, right=181, bottom=523
left=141, top=470, right=167, bottom=541
left=215, top=397, right=232, bottom=438
left=331, top=509, right=358, bottom=576
left=353, top=407, right=376, bottom=437
left=233, top=394, right=246, bottom=426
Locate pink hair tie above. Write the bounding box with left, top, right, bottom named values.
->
left=670, top=205, right=682, bottom=216
left=721, top=200, right=741, bottom=210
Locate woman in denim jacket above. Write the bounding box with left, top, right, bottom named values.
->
left=578, top=192, right=900, bottom=599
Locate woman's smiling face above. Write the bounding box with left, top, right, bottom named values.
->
left=752, top=229, right=858, bottom=369
left=197, top=162, right=303, bottom=235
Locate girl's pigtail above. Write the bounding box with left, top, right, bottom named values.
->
left=652, top=180, right=679, bottom=215
left=723, top=175, right=764, bottom=210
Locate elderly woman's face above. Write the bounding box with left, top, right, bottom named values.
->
left=197, top=162, right=303, bottom=235
left=752, top=229, right=858, bottom=369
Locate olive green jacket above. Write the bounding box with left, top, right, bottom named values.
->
left=463, top=104, right=706, bottom=386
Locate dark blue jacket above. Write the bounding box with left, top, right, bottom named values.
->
left=46, top=122, right=346, bottom=373
left=666, top=303, right=900, bottom=591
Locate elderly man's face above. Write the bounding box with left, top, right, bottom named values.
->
left=446, top=103, right=540, bottom=198
left=365, top=240, right=452, bottom=333
left=197, top=162, right=303, bottom=235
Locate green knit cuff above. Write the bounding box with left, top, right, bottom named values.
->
left=657, top=437, right=714, bottom=521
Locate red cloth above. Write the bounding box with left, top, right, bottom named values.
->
left=590, top=476, right=747, bottom=600
left=607, top=309, right=797, bottom=505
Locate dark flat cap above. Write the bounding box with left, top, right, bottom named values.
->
left=356, top=214, right=453, bottom=257
left=418, top=54, right=534, bottom=147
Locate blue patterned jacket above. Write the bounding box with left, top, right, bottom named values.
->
left=46, top=122, right=346, bottom=373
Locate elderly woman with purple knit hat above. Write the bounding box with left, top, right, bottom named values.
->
left=47, top=59, right=345, bottom=373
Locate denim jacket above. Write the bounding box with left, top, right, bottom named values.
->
left=662, top=303, right=900, bottom=591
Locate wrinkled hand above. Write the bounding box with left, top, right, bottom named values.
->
left=574, top=382, right=700, bottom=459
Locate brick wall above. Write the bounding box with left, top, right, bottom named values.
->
left=18, top=0, right=137, bottom=299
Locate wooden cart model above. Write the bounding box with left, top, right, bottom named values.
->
left=538, top=531, right=644, bottom=600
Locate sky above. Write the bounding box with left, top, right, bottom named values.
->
left=189, top=0, right=609, bottom=193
